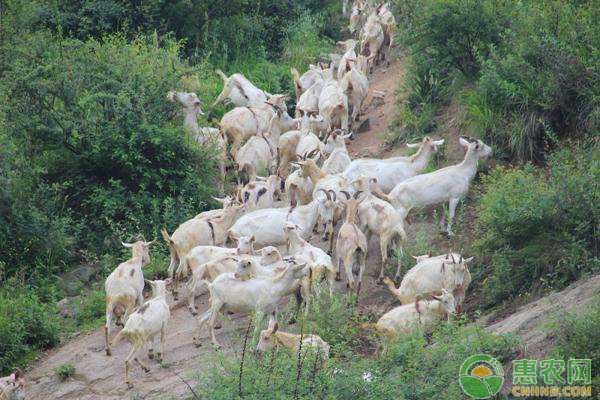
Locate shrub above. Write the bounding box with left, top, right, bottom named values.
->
left=552, top=298, right=600, bottom=393
left=198, top=311, right=519, bottom=399
left=0, top=282, right=60, bottom=375
left=0, top=33, right=218, bottom=271
left=55, top=363, right=76, bottom=381
left=472, top=146, right=599, bottom=308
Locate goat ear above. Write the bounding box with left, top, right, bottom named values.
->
left=405, top=142, right=420, bottom=148
left=411, top=255, right=419, bottom=260
left=459, top=137, right=471, bottom=147
left=122, top=241, right=134, bottom=248
left=463, top=256, right=474, bottom=263
left=250, top=235, right=256, bottom=242
left=433, top=139, right=445, bottom=146
left=144, top=279, right=154, bottom=286
left=144, top=239, right=156, bottom=247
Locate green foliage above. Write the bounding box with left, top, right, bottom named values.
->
left=32, top=0, right=342, bottom=62
left=551, top=298, right=600, bottom=393
left=55, top=363, right=76, bottom=381
left=74, top=289, right=105, bottom=328
left=0, top=282, right=60, bottom=374
left=1, top=33, right=217, bottom=280
left=198, top=293, right=519, bottom=400
left=472, top=146, right=599, bottom=307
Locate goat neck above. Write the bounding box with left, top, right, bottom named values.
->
left=409, top=142, right=433, bottom=171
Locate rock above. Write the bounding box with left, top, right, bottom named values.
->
left=60, top=263, right=100, bottom=296
left=358, top=118, right=370, bottom=133
left=57, top=297, right=79, bottom=319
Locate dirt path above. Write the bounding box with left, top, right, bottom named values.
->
left=347, top=58, right=406, bottom=159
left=23, top=56, right=408, bottom=400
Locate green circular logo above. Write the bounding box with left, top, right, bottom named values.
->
left=459, top=354, right=505, bottom=399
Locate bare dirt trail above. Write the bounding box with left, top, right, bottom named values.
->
left=346, top=58, right=406, bottom=159
left=23, top=56, right=409, bottom=400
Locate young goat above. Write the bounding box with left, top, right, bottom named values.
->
left=379, top=137, right=492, bottom=236
left=255, top=319, right=330, bottom=365
left=364, top=289, right=456, bottom=337
left=195, top=261, right=309, bottom=347
left=239, top=175, right=283, bottom=210
left=336, top=191, right=368, bottom=295
left=104, top=240, right=155, bottom=356
left=352, top=176, right=407, bottom=282
left=111, top=279, right=171, bottom=388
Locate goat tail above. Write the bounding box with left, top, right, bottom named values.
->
left=215, top=69, right=228, bottom=83
left=290, top=68, right=301, bottom=85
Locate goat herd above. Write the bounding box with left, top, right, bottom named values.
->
left=0, top=1, right=494, bottom=395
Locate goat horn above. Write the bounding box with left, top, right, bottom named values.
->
left=446, top=253, right=450, bottom=260
left=450, top=254, right=456, bottom=264
left=340, top=190, right=351, bottom=200
left=317, top=188, right=331, bottom=201
left=459, top=254, right=463, bottom=264
left=328, top=189, right=337, bottom=202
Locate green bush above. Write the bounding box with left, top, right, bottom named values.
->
left=0, top=282, right=60, bottom=375
left=552, top=298, right=600, bottom=393
left=55, top=363, right=76, bottom=381
left=1, top=33, right=218, bottom=278
left=472, top=146, right=599, bottom=308
left=198, top=309, right=519, bottom=399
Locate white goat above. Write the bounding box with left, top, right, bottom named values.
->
left=195, top=261, right=309, bottom=347
left=318, top=79, right=350, bottom=133
left=376, top=3, right=396, bottom=66
left=167, top=91, right=226, bottom=190
left=360, top=13, right=384, bottom=71
left=296, top=79, right=326, bottom=118
left=240, top=175, right=283, bottom=210
left=379, top=137, right=492, bottom=235
left=285, top=166, right=314, bottom=205
left=342, top=136, right=445, bottom=192
left=220, top=95, right=297, bottom=158
left=285, top=223, right=337, bottom=299
left=336, top=191, right=368, bottom=294
left=322, top=129, right=352, bottom=175
left=291, top=67, right=325, bottom=101
left=365, top=289, right=456, bottom=337
left=228, top=190, right=336, bottom=248
left=104, top=240, right=155, bottom=356
left=234, top=132, right=277, bottom=183
left=384, top=252, right=473, bottom=310
left=111, top=279, right=171, bottom=388
left=212, top=70, right=270, bottom=108
left=162, top=203, right=244, bottom=281
left=255, top=319, right=330, bottom=364
left=186, top=250, right=283, bottom=315
left=340, top=66, right=369, bottom=123
left=336, top=39, right=358, bottom=81
left=352, top=176, right=407, bottom=282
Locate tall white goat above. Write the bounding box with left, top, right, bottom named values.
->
left=342, top=136, right=444, bottom=192
left=379, top=137, right=492, bottom=235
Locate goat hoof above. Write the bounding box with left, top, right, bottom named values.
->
left=335, top=273, right=341, bottom=282
left=288, top=317, right=297, bottom=325
left=226, top=310, right=234, bottom=315
left=376, top=277, right=384, bottom=285
left=106, top=349, right=112, bottom=357
left=189, top=308, right=198, bottom=316
left=126, top=381, right=134, bottom=389
left=143, top=367, right=150, bottom=374
left=148, top=352, right=154, bottom=360
left=214, top=323, right=223, bottom=330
